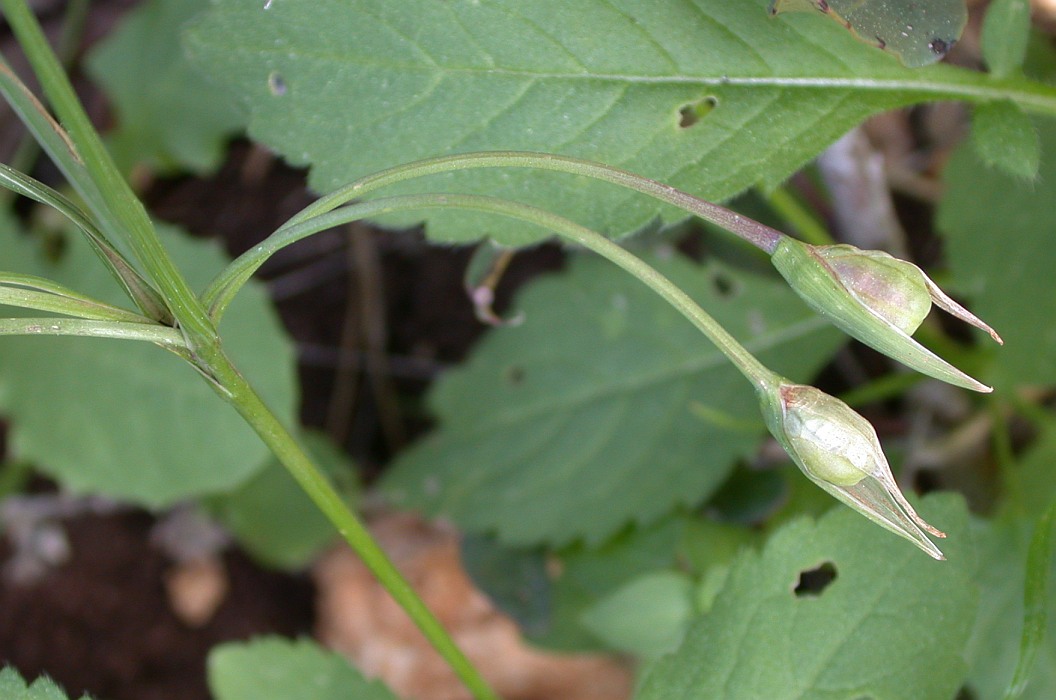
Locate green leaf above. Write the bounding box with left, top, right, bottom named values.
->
left=937, top=119, right=1056, bottom=389
left=383, top=249, right=844, bottom=546
left=183, top=0, right=1056, bottom=245
left=86, top=0, right=244, bottom=174
left=1005, top=502, right=1056, bottom=699
left=208, top=431, right=356, bottom=570
left=0, top=668, right=90, bottom=700
left=636, top=494, right=977, bottom=700
left=208, top=637, right=398, bottom=700
left=580, top=570, right=695, bottom=659
left=982, top=0, right=1032, bottom=78
left=769, top=0, right=967, bottom=68
left=460, top=534, right=553, bottom=637
left=0, top=218, right=296, bottom=506
left=972, top=101, right=1040, bottom=179
left=534, top=515, right=688, bottom=651
left=965, top=514, right=1056, bottom=700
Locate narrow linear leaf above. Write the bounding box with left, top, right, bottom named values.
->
left=967, top=427, right=1056, bottom=700
left=1005, top=502, right=1056, bottom=700
left=383, top=249, right=844, bottom=545
left=183, top=0, right=1056, bottom=245
left=0, top=215, right=296, bottom=506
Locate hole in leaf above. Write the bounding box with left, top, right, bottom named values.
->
left=955, top=686, right=980, bottom=700
left=504, top=366, right=525, bottom=385
left=678, top=96, right=718, bottom=128
left=268, top=71, right=287, bottom=96
left=711, top=272, right=735, bottom=298
left=794, top=561, right=837, bottom=597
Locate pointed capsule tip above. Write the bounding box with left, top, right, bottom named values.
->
left=924, top=276, right=1003, bottom=346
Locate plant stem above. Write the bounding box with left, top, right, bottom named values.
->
left=0, top=0, right=213, bottom=338
left=284, top=151, right=785, bottom=250
left=211, top=193, right=782, bottom=391
left=202, top=349, right=500, bottom=700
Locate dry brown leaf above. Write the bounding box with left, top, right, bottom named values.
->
left=314, top=512, right=633, bottom=700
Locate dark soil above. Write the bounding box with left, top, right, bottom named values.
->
left=0, top=510, right=314, bottom=700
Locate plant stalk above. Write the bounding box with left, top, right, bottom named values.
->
left=0, top=0, right=213, bottom=339
left=283, top=151, right=786, bottom=251
left=201, top=349, right=500, bottom=700
left=212, top=192, right=782, bottom=391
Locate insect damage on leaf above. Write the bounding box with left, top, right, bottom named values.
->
left=769, top=0, right=968, bottom=67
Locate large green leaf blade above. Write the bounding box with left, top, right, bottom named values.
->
left=183, top=0, right=1056, bottom=245
left=938, top=120, right=1056, bottom=389
left=86, top=0, right=244, bottom=175
left=0, top=219, right=296, bottom=506
left=383, top=250, right=843, bottom=545
left=965, top=427, right=1056, bottom=700
left=636, top=494, right=977, bottom=700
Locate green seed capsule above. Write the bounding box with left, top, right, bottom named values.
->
left=759, top=380, right=947, bottom=560
left=771, top=237, right=998, bottom=393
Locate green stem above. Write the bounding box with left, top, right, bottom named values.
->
left=212, top=192, right=781, bottom=391
left=282, top=151, right=781, bottom=246
left=204, top=151, right=790, bottom=318
left=202, top=350, right=500, bottom=700
left=0, top=0, right=213, bottom=339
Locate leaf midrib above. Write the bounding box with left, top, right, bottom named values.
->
left=241, top=41, right=1056, bottom=114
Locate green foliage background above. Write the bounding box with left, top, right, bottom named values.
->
left=3, top=0, right=1056, bottom=698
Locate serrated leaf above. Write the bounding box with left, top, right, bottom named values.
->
left=636, top=494, right=977, bottom=700
left=382, top=250, right=844, bottom=545
left=982, top=0, right=1032, bottom=78
left=0, top=668, right=91, bottom=700
left=208, top=637, right=397, bottom=700
left=208, top=431, right=356, bottom=570
left=182, top=0, right=1056, bottom=245
left=972, top=101, right=1040, bottom=179
left=937, top=119, right=1056, bottom=389
left=86, top=0, right=244, bottom=174
left=0, top=217, right=296, bottom=506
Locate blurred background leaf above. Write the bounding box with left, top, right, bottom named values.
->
left=0, top=216, right=296, bottom=506
left=382, top=248, right=844, bottom=546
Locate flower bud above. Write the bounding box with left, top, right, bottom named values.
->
left=761, top=381, right=946, bottom=560
left=771, top=238, right=1001, bottom=393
